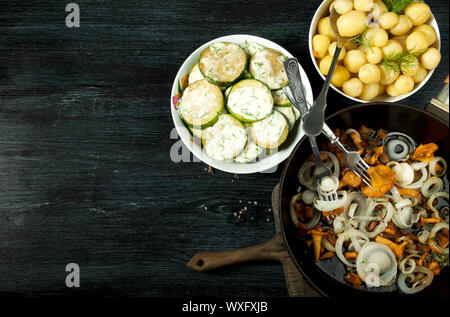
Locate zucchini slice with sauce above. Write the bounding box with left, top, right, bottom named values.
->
left=275, top=106, right=296, bottom=131
left=251, top=110, right=289, bottom=150
left=201, top=114, right=248, bottom=161
left=234, top=131, right=262, bottom=163
left=292, top=105, right=301, bottom=121
left=249, top=48, right=289, bottom=90
left=177, top=79, right=224, bottom=129
left=188, top=63, right=205, bottom=85
left=189, top=63, right=226, bottom=90
left=241, top=40, right=266, bottom=57
left=198, top=42, right=247, bottom=87
left=272, top=89, right=292, bottom=107
left=226, top=79, right=273, bottom=123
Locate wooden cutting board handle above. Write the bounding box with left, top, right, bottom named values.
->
left=187, top=235, right=289, bottom=272
left=187, top=184, right=320, bottom=297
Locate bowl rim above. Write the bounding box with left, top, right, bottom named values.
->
left=308, top=0, right=442, bottom=103
left=170, top=34, right=314, bottom=174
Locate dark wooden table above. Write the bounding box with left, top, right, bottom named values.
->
left=0, top=0, right=448, bottom=296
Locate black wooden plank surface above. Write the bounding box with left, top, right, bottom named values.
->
left=0, top=0, right=448, bottom=296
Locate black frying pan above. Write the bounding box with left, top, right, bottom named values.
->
left=279, top=102, right=449, bottom=296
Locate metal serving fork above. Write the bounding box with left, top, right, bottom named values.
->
left=283, top=58, right=374, bottom=190
left=283, top=59, right=338, bottom=201
left=321, top=126, right=373, bottom=188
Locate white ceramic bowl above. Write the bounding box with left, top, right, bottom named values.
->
left=170, top=34, right=313, bottom=174
left=309, top=0, right=441, bottom=103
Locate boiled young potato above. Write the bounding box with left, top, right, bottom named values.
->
left=318, top=16, right=336, bottom=41
left=379, top=63, right=400, bottom=85
left=394, top=75, right=414, bottom=94
left=333, top=0, right=353, bottom=14
left=406, top=31, right=428, bottom=54
left=382, top=40, right=403, bottom=58
left=366, top=47, right=383, bottom=64
left=379, top=12, right=399, bottom=30
left=389, top=15, right=413, bottom=36
left=359, top=83, right=380, bottom=100
left=412, top=65, right=428, bottom=83
left=405, top=2, right=431, bottom=26
left=421, top=47, right=441, bottom=70
left=386, top=83, right=401, bottom=97
left=337, top=10, right=368, bottom=37
left=342, top=78, right=364, bottom=97
left=359, top=63, right=381, bottom=84
left=372, top=0, right=388, bottom=18
left=366, top=27, right=389, bottom=47
left=331, top=65, right=351, bottom=87
left=319, top=55, right=334, bottom=75
left=353, top=0, right=373, bottom=12
left=328, top=42, right=346, bottom=61
left=313, top=34, right=331, bottom=59
left=344, top=49, right=367, bottom=73
left=413, top=24, right=436, bottom=46
left=401, top=58, right=419, bottom=77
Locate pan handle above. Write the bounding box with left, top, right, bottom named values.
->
left=187, top=235, right=289, bottom=272
left=425, top=75, right=449, bottom=123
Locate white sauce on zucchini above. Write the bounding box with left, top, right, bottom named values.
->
left=272, top=89, right=291, bottom=106
left=251, top=111, right=287, bottom=147
left=235, top=140, right=262, bottom=163
left=188, top=64, right=204, bottom=85
left=203, top=115, right=247, bottom=161
left=292, top=105, right=301, bottom=121
left=241, top=41, right=265, bottom=56
left=251, top=50, right=288, bottom=89
left=179, top=81, right=221, bottom=124
left=200, top=43, right=245, bottom=82
left=276, top=107, right=296, bottom=131
left=227, top=86, right=272, bottom=121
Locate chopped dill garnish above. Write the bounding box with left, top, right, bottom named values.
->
left=381, top=49, right=421, bottom=73
left=351, top=27, right=373, bottom=51
left=382, top=0, right=423, bottom=14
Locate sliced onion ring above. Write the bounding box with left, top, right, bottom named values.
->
left=289, top=193, right=321, bottom=229
left=298, top=161, right=315, bottom=191
left=421, top=177, right=444, bottom=198
left=428, top=222, right=449, bottom=255
left=427, top=192, right=449, bottom=220
left=402, top=167, right=428, bottom=189
left=397, top=266, right=434, bottom=294
left=399, top=255, right=419, bottom=275
left=429, top=156, right=447, bottom=177
left=336, top=229, right=369, bottom=267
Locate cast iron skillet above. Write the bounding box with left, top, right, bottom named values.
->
left=279, top=102, right=449, bottom=297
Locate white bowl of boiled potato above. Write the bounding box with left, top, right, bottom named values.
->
left=309, top=0, right=441, bottom=103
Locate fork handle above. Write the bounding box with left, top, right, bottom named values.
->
left=317, top=46, right=342, bottom=101
left=322, top=124, right=339, bottom=144
left=303, top=47, right=341, bottom=137
left=308, top=136, right=324, bottom=167
left=283, top=58, right=308, bottom=115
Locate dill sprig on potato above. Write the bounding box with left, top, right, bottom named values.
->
left=381, top=49, right=420, bottom=73
left=351, top=27, right=373, bottom=51
left=382, top=0, right=423, bottom=14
